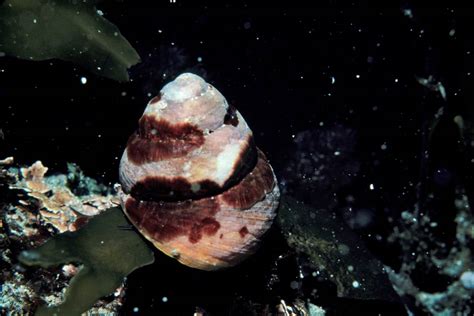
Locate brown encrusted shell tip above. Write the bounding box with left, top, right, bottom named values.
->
left=119, top=73, right=280, bottom=270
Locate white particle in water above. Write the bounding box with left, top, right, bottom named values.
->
left=133, top=307, right=139, bottom=312
left=381, top=143, right=387, bottom=150
left=356, top=74, right=360, bottom=79
left=197, top=56, right=203, bottom=62
left=403, top=9, right=413, bottom=19
left=331, top=76, right=335, bottom=84
left=334, top=151, right=340, bottom=156
left=369, top=184, right=374, bottom=190
left=80, top=77, right=87, bottom=84
left=352, top=280, right=360, bottom=288
left=162, top=296, right=168, bottom=302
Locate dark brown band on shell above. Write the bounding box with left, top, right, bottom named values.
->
left=124, top=150, right=275, bottom=244
left=130, top=177, right=221, bottom=202
left=129, top=135, right=258, bottom=202
left=127, top=115, right=205, bottom=165
left=125, top=196, right=221, bottom=244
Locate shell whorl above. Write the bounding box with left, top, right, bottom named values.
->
left=119, top=73, right=280, bottom=270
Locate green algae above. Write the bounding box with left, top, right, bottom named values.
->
left=277, top=196, right=397, bottom=301
left=19, top=207, right=154, bottom=316
left=0, top=0, right=140, bottom=81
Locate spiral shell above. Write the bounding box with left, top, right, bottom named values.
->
left=118, top=73, right=280, bottom=270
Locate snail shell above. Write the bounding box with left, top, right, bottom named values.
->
left=118, top=73, right=280, bottom=270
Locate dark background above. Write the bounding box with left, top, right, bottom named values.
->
left=1, top=1, right=473, bottom=315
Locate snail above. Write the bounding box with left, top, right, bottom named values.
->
left=118, top=73, right=280, bottom=271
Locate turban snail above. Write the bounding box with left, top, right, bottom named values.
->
left=118, top=73, right=280, bottom=270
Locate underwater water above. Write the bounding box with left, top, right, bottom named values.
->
left=1, top=1, right=474, bottom=315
